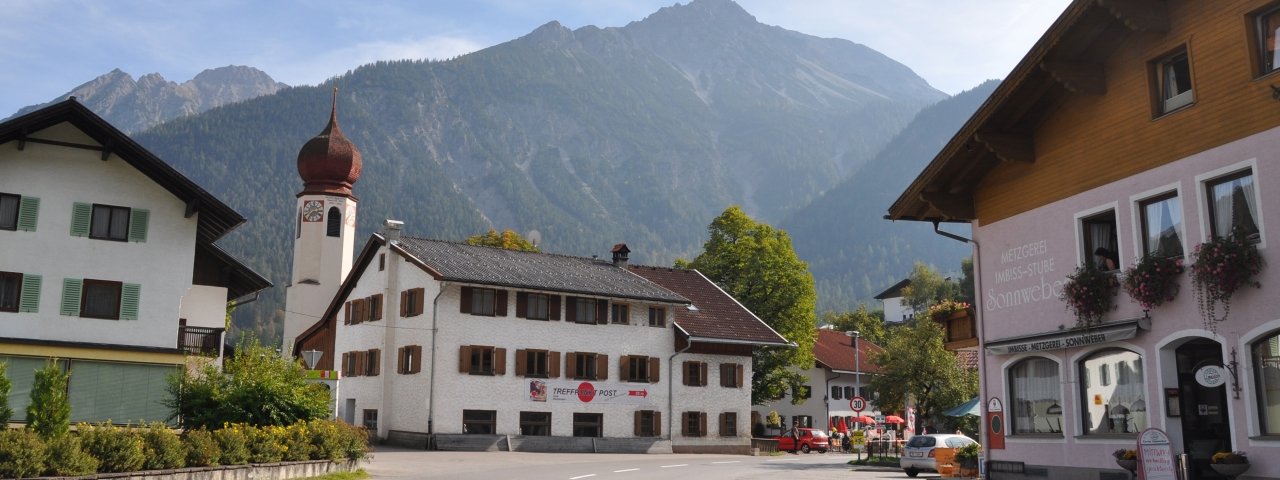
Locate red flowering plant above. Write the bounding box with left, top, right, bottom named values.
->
left=1121, top=254, right=1184, bottom=311
left=927, top=299, right=972, bottom=322
left=1191, top=231, right=1264, bottom=330
left=1061, top=263, right=1119, bottom=328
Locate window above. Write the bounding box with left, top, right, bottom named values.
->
left=635, top=410, right=660, bottom=437
left=378, top=253, right=385, bottom=271
left=0, top=272, right=22, bottom=312
left=573, top=413, right=603, bottom=437
left=459, top=345, right=505, bottom=376
left=683, top=361, right=707, bottom=386
left=648, top=307, right=666, bottom=327
left=0, top=193, right=18, bottom=230
left=844, top=386, right=855, bottom=399
left=792, top=385, right=812, bottom=400
left=71, top=203, right=147, bottom=242
left=520, top=411, right=551, bottom=436
left=1252, top=332, right=1280, bottom=434
left=1080, top=349, right=1146, bottom=435
left=621, top=356, right=651, bottom=383
left=345, top=294, right=384, bottom=324
left=0, top=194, right=37, bottom=231
left=518, top=292, right=551, bottom=320
left=1081, top=210, right=1119, bottom=271
left=343, top=351, right=369, bottom=377
left=90, top=204, right=131, bottom=241
left=720, top=412, right=738, bottom=437
left=719, top=363, right=743, bottom=388
left=611, top=303, right=630, bottom=324
left=518, top=349, right=551, bottom=378
left=462, top=287, right=500, bottom=316
left=364, top=349, right=381, bottom=376
left=1155, top=48, right=1193, bottom=114
left=1206, top=169, right=1260, bottom=242
left=792, top=415, right=813, bottom=428
left=1254, top=4, right=1280, bottom=75
left=682, top=411, right=707, bottom=437
left=1138, top=192, right=1184, bottom=258
left=401, top=288, right=425, bottom=317
left=831, top=385, right=842, bottom=400
left=1009, top=357, right=1062, bottom=434
left=363, top=409, right=378, bottom=432
left=397, top=345, right=422, bottom=374
left=463, top=409, right=496, bottom=434
left=326, top=207, right=341, bottom=237
left=569, top=297, right=600, bottom=324
left=81, top=280, right=122, bottom=320
left=569, top=352, right=603, bottom=380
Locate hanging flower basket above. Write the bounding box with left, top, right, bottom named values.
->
left=1061, top=264, right=1118, bottom=328
left=1191, top=232, right=1264, bottom=329
left=927, top=299, right=972, bottom=322
left=1121, top=254, right=1183, bottom=310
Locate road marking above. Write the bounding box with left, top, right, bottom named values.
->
left=711, top=461, right=740, bottom=464
left=569, top=475, right=596, bottom=479
left=660, top=464, right=687, bottom=468
left=613, top=469, right=639, bottom=473
left=765, top=458, right=799, bottom=462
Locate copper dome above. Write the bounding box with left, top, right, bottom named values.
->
left=297, top=89, right=361, bottom=197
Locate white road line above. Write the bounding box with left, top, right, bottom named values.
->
left=569, top=475, right=596, bottom=479
left=613, top=469, right=639, bottom=473
left=765, top=458, right=799, bottom=462
left=660, top=464, right=688, bottom=468
left=710, top=461, right=740, bottom=464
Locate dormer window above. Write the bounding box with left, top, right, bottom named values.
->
left=1154, top=47, right=1193, bottom=115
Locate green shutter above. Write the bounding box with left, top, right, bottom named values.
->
left=16, top=196, right=39, bottom=231
left=19, top=274, right=41, bottom=313
left=128, top=209, right=149, bottom=243
left=61, top=278, right=82, bottom=316
left=120, top=283, right=141, bottom=320
left=70, top=202, right=91, bottom=237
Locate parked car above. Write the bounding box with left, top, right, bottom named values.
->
left=774, top=427, right=830, bottom=453
left=900, top=433, right=976, bottom=477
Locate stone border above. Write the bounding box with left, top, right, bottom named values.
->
left=27, top=459, right=359, bottom=480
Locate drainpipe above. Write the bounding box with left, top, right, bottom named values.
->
left=427, top=281, right=448, bottom=438
left=932, top=221, right=984, bottom=449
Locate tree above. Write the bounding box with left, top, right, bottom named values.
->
left=466, top=229, right=539, bottom=252
left=867, top=320, right=977, bottom=434
left=27, top=359, right=70, bottom=438
left=822, top=305, right=886, bottom=347
left=0, top=362, right=12, bottom=424
left=902, top=260, right=973, bottom=313
left=166, top=337, right=330, bottom=429
left=679, top=206, right=818, bottom=405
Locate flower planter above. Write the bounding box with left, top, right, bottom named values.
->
left=1115, top=458, right=1137, bottom=472
left=1210, top=462, right=1250, bottom=478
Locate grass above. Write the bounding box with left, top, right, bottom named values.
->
left=307, top=469, right=369, bottom=480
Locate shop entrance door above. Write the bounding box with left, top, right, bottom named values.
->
left=1176, top=339, right=1231, bottom=479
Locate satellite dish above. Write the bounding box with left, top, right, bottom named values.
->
left=526, top=230, right=542, bottom=247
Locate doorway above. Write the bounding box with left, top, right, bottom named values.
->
left=1175, top=339, right=1231, bottom=479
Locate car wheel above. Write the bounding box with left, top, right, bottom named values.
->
left=801, top=444, right=811, bottom=454
left=904, top=467, right=920, bottom=477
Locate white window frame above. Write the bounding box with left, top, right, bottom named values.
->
left=1074, top=201, right=1123, bottom=269
left=1194, top=158, right=1265, bottom=250
left=1128, top=182, right=1186, bottom=260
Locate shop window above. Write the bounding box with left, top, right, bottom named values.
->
left=1154, top=47, right=1194, bottom=115
left=1079, top=349, right=1146, bottom=435
left=520, top=411, right=551, bottom=436
left=463, top=409, right=496, bottom=434
left=573, top=413, right=603, bottom=437
left=1251, top=333, right=1280, bottom=434
left=1081, top=210, right=1119, bottom=271
left=1138, top=192, right=1184, bottom=258
left=1008, top=357, right=1062, bottom=434
left=1205, top=169, right=1261, bottom=242
left=1254, top=4, right=1280, bottom=76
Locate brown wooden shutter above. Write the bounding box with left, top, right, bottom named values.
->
left=496, top=290, right=508, bottom=316
left=549, top=351, right=561, bottom=378
left=459, top=346, right=471, bottom=373
left=653, top=411, right=662, bottom=437
left=596, top=300, right=608, bottom=325
left=344, top=301, right=351, bottom=324
left=649, top=357, right=660, bottom=383
left=400, top=291, right=408, bottom=316
left=682, top=361, right=691, bottom=386
left=373, top=294, right=383, bottom=320
left=516, top=292, right=528, bottom=318
left=460, top=287, right=473, bottom=314
left=565, top=352, right=577, bottom=378
left=619, top=355, right=630, bottom=381
left=515, top=349, right=527, bottom=376
left=565, top=297, right=577, bottom=323
left=736, top=364, right=744, bottom=388
left=414, top=288, right=425, bottom=316
left=682, top=412, right=690, bottom=436
left=412, top=346, right=422, bottom=374
left=370, top=349, right=381, bottom=376
left=397, top=348, right=405, bottom=374
left=597, top=354, right=609, bottom=380
left=720, top=413, right=728, bottom=436
left=634, top=411, right=643, bottom=436
left=355, top=351, right=366, bottom=377
left=549, top=295, right=561, bottom=321
left=699, top=412, right=708, bottom=437
left=699, top=362, right=708, bottom=386
left=342, top=352, right=350, bottom=376
left=495, top=348, right=507, bottom=375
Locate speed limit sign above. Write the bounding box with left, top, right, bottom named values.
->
left=849, top=396, right=867, bottom=413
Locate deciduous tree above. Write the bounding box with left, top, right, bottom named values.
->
left=867, top=320, right=976, bottom=434
left=466, top=229, right=539, bottom=252
left=822, top=305, right=886, bottom=347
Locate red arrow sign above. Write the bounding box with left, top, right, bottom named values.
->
left=629, top=389, right=648, bottom=397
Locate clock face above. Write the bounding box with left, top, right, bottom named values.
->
left=303, top=200, right=324, bottom=222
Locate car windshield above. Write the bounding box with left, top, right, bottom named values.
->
left=946, top=437, right=974, bottom=448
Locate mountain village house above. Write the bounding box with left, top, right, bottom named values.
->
left=889, top=0, right=1280, bottom=478
left=754, top=328, right=888, bottom=437
left=0, top=100, right=270, bottom=425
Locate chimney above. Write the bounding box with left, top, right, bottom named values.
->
left=611, top=243, right=630, bottom=267
left=384, top=219, right=404, bottom=244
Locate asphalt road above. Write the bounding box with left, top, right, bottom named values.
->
left=362, top=447, right=940, bottom=480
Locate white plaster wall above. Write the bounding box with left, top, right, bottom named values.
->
left=282, top=195, right=356, bottom=354
left=670, top=352, right=754, bottom=446
left=179, top=285, right=228, bottom=330
left=755, top=366, right=883, bottom=434
left=882, top=296, right=914, bottom=324
left=0, top=123, right=199, bottom=350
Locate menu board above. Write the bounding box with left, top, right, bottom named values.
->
left=1138, top=428, right=1176, bottom=480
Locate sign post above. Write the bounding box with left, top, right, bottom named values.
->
left=986, top=397, right=1005, bottom=450
left=1138, top=428, right=1177, bottom=480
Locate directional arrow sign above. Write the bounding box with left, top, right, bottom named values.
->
left=629, top=389, right=648, bottom=397
left=849, top=396, right=867, bottom=413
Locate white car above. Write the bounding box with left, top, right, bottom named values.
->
left=899, top=433, right=976, bottom=477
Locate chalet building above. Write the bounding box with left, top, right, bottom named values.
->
left=874, top=278, right=916, bottom=324
left=0, top=99, right=269, bottom=425
left=888, top=1, right=1280, bottom=478
left=285, top=100, right=787, bottom=453
left=754, top=328, right=886, bottom=436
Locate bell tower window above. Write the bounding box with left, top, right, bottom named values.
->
left=327, top=207, right=341, bottom=237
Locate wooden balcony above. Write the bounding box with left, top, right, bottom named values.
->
left=178, top=325, right=224, bottom=357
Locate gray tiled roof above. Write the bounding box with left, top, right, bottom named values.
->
left=394, top=236, right=688, bottom=303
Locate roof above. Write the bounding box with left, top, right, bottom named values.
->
left=394, top=236, right=688, bottom=304
left=873, top=278, right=912, bottom=300
left=627, top=265, right=789, bottom=347
left=813, top=329, right=883, bottom=374
left=199, top=243, right=273, bottom=299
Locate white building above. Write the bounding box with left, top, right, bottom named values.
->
left=874, top=279, right=915, bottom=324
left=0, top=99, right=269, bottom=424
left=754, top=328, right=887, bottom=436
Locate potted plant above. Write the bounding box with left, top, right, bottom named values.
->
left=1191, top=231, right=1264, bottom=331
left=955, top=443, right=981, bottom=477
left=1112, top=448, right=1137, bottom=472
left=1062, top=264, right=1119, bottom=328
left=927, top=299, right=972, bottom=322
left=1121, top=254, right=1183, bottom=311
left=1210, top=451, right=1250, bottom=478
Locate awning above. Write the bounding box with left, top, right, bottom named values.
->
left=943, top=396, right=980, bottom=417
left=985, top=317, right=1150, bottom=356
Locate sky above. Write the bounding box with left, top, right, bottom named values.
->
left=0, top=0, right=1072, bottom=117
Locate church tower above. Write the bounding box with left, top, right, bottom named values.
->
left=282, top=90, right=362, bottom=356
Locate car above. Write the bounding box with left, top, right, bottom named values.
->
left=900, top=433, right=976, bottom=477
left=774, top=427, right=830, bottom=454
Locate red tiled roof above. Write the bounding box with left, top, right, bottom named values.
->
left=627, top=265, right=789, bottom=346
left=813, top=329, right=883, bottom=374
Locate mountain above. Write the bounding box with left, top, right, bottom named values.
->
left=9, top=66, right=287, bottom=133
left=782, top=80, right=1001, bottom=313
left=116, top=0, right=946, bottom=341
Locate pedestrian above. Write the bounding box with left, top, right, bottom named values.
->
left=790, top=420, right=800, bottom=454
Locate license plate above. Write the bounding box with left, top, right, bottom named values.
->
left=909, top=452, right=924, bottom=457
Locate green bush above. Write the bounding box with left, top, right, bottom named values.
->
left=307, top=419, right=346, bottom=461
left=0, top=362, right=13, bottom=425
left=166, top=338, right=331, bottom=429
left=78, top=423, right=145, bottom=473
left=246, top=425, right=285, bottom=463
left=0, top=428, right=48, bottom=478
left=336, top=422, right=371, bottom=462
left=27, top=360, right=71, bottom=438
left=214, top=425, right=250, bottom=465
left=141, top=423, right=186, bottom=470
left=44, top=434, right=99, bottom=476
left=182, top=428, right=221, bottom=467
left=279, top=422, right=315, bottom=461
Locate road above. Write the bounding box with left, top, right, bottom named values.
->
left=363, top=447, right=939, bottom=480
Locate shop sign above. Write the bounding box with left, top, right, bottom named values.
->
left=1138, top=428, right=1176, bottom=480
left=984, top=319, right=1146, bottom=355
left=1194, top=365, right=1227, bottom=388
left=527, top=379, right=654, bottom=405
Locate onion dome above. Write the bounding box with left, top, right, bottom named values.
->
left=297, top=88, right=361, bottom=197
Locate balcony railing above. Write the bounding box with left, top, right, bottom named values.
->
left=178, top=325, right=224, bottom=357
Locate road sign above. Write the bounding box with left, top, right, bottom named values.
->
left=851, top=430, right=865, bottom=445
left=849, top=396, right=867, bottom=413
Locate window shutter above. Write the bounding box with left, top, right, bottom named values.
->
left=19, top=274, right=41, bottom=312
left=515, top=349, right=527, bottom=376
left=566, top=352, right=577, bottom=378
left=699, top=412, right=708, bottom=437
left=397, top=348, right=406, bottom=374
left=736, top=364, right=744, bottom=388
left=699, top=362, right=708, bottom=386
left=682, top=413, right=690, bottom=436
left=653, top=411, right=662, bottom=437
left=460, top=287, right=473, bottom=314
left=128, top=208, right=149, bottom=242
left=399, top=291, right=408, bottom=316
left=549, top=351, right=561, bottom=378
left=619, top=355, right=630, bottom=381
left=596, top=300, right=608, bottom=325
left=459, top=346, right=471, bottom=373
left=634, top=411, right=643, bottom=436
left=373, top=349, right=382, bottom=376
left=719, top=413, right=728, bottom=436
left=16, top=196, right=39, bottom=231
left=342, top=352, right=350, bottom=376
left=495, top=348, right=507, bottom=375
left=414, top=288, right=425, bottom=316
left=516, top=292, right=528, bottom=318
left=344, top=301, right=352, bottom=324
left=373, top=294, right=383, bottom=320
left=496, top=290, right=508, bottom=316
left=649, top=357, right=660, bottom=383
left=352, top=351, right=363, bottom=377
left=565, top=297, right=577, bottom=323
left=597, top=354, right=609, bottom=381
left=70, top=202, right=91, bottom=237
left=548, top=296, right=561, bottom=321
left=120, top=283, right=141, bottom=320
left=411, top=346, right=422, bottom=374
left=683, top=361, right=691, bottom=386
left=60, top=278, right=82, bottom=316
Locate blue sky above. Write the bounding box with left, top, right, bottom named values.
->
left=0, top=0, right=1071, bottom=116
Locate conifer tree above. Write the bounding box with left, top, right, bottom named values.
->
left=27, top=359, right=71, bottom=438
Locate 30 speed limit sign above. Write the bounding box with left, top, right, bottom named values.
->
left=849, top=396, right=867, bottom=413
